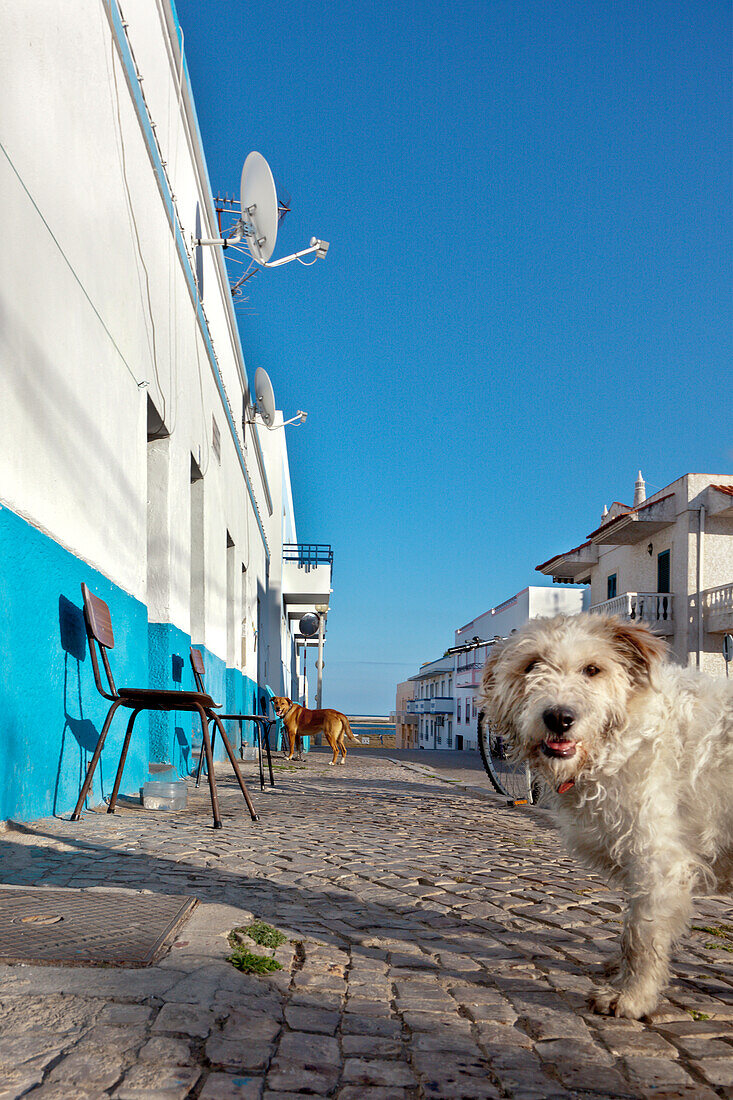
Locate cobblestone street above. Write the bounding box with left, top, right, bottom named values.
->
left=0, top=749, right=731, bottom=1100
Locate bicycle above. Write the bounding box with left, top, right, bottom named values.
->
left=477, top=713, right=544, bottom=805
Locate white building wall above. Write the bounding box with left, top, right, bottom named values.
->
left=0, top=0, right=279, bottom=658
left=0, top=0, right=323, bottom=819
left=455, top=586, right=587, bottom=647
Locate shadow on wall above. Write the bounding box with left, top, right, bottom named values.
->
left=55, top=595, right=105, bottom=816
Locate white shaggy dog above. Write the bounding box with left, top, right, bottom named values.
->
left=480, top=614, right=733, bottom=1020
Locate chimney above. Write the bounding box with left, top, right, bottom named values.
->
left=633, top=471, right=646, bottom=508
left=601, top=504, right=608, bottom=523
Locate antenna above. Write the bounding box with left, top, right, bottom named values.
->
left=246, top=367, right=307, bottom=431
left=194, top=152, right=329, bottom=270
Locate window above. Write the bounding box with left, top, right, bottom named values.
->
left=457, top=701, right=462, bottom=722
left=607, top=573, right=617, bottom=600
left=657, top=550, right=670, bottom=594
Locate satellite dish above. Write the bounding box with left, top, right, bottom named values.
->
left=195, top=151, right=328, bottom=272
left=299, top=612, right=320, bottom=638
left=254, top=367, right=276, bottom=428
left=241, top=152, right=278, bottom=264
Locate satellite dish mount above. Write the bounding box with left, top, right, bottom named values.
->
left=195, top=152, right=329, bottom=269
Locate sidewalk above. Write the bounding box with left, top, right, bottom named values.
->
left=0, top=750, right=730, bottom=1099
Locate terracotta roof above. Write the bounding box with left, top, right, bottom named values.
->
left=712, top=484, right=733, bottom=498
left=585, top=492, right=675, bottom=539
left=535, top=540, right=592, bottom=573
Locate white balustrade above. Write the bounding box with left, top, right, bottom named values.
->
left=703, top=583, right=733, bottom=632
left=589, top=592, right=673, bottom=628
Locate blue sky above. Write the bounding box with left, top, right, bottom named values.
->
left=175, top=0, right=732, bottom=714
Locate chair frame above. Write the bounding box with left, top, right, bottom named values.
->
left=189, top=648, right=275, bottom=792
left=71, top=583, right=259, bottom=828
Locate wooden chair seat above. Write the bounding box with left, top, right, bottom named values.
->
left=117, top=687, right=217, bottom=709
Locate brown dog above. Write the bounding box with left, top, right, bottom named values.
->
left=272, top=697, right=360, bottom=765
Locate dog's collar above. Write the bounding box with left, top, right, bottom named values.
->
left=557, top=780, right=575, bottom=794
left=278, top=702, right=297, bottom=719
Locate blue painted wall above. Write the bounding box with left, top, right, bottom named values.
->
left=0, top=506, right=149, bottom=823
left=0, top=506, right=274, bottom=823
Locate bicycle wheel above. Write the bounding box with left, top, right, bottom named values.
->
left=478, top=714, right=535, bottom=803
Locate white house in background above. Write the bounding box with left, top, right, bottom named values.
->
left=406, top=656, right=455, bottom=750
left=535, top=472, right=733, bottom=675
left=451, top=586, right=588, bottom=751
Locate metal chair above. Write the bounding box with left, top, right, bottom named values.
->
left=189, top=648, right=275, bottom=792
left=71, top=583, right=258, bottom=828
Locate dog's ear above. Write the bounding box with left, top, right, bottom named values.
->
left=608, top=618, right=667, bottom=685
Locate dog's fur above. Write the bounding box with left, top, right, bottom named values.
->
left=480, top=613, right=733, bottom=1019
left=272, top=697, right=360, bottom=765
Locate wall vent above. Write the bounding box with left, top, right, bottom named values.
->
left=212, top=415, right=221, bottom=465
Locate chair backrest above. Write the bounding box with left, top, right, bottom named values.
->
left=190, top=647, right=206, bottom=693
left=81, top=583, right=118, bottom=700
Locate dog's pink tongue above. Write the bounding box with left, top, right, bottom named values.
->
left=547, top=740, right=574, bottom=750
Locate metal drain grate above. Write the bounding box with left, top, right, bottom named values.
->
left=0, top=889, right=197, bottom=967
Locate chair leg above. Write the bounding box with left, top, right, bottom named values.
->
left=70, top=700, right=121, bottom=821
left=255, top=722, right=265, bottom=791
left=264, top=720, right=275, bottom=787
left=108, top=708, right=139, bottom=814
left=196, top=705, right=222, bottom=829
left=211, top=713, right=259, bottom=821
left=195, top=730, right=205, bottom=787
left=195, top=718, right=217, bottom=787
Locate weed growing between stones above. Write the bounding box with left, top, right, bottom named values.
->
left=227, top=947, right=283, bottom=974
left=244, top=920, right=287, bottom=949
left=226, top=921, right=287, bottom=973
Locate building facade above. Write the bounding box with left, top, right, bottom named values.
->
left=536, top=472, right=733, bottom=675
left=0, top=0, right=331, bottom=821
left=394, top=680, right=417, bottom=749
left=407, top=657, right=455, bottom=750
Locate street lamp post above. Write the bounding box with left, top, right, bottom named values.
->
left=314, top=603, right=329, bottom=710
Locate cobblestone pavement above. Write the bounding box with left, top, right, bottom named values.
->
left=0, top=750, right=731, bottom=1100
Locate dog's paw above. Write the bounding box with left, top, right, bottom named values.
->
left=328, top=760, right=335, bottom=766
left=338, top=759, right=345, bottom=765
left=589, top=985, right=655, bottom=1020
left=599, top=954, right=624, bottom=979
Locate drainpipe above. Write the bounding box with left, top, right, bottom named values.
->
left=696, top=505, right=706, bottom=668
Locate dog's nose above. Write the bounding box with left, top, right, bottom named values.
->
left=543, top=706, right=576, bottom=735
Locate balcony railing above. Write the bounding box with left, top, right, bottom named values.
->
left=703, top=583, right=733, bottom=633
left=406, top=698, right=454, bottom=715
left=589, top=592, right=673, bottom=632
left=283, top=544, right=334, bottom=571
left=456, top=668, right=484, bottom=688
